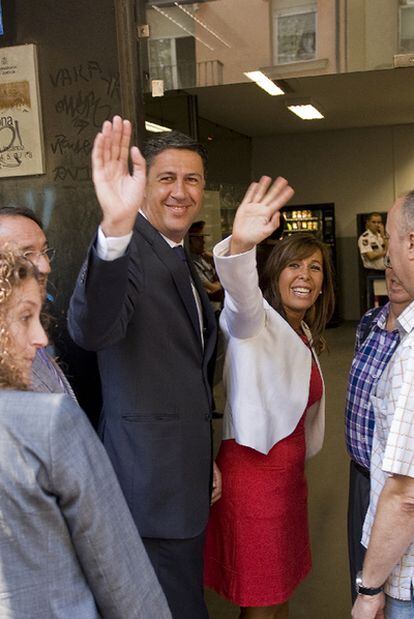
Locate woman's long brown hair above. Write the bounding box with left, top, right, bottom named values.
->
left=260, top=233, right=335, bottom=354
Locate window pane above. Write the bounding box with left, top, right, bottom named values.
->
left=400, top=7, right=414, bottom=52
left=277, top=10, right=316, bottom=64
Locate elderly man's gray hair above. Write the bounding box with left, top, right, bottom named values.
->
left=399, top=190, right=414, bottom=235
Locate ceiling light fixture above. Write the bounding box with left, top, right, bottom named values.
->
left=174, top=2, right=231, bottom=48
left=244, top=71, right=285, bottom=96
left=145, top=121, right=172, bottom=133
left=151, top=5, right=214, bottom=51
left=286, top=100, right=324, bottom=120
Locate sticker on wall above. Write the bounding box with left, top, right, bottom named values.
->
left=0, top=44, right=45, bottom=177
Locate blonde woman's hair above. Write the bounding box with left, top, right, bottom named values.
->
left=0, top=249, right=39, bottom=389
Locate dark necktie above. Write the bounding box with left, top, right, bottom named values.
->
left=173, top=245, right=192, bottom=275
left=173, top=245, right=203, bottom=342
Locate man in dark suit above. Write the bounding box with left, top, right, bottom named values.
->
left=68, top=116, right=220, bottom=619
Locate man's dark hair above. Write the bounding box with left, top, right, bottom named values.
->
left=142, top=131, right=208, bottom=175
left=0, top=206, right=43, bottom=230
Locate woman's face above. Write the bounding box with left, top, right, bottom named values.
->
left=278, top=249, right=324, bottom=325
left=6, top=278, right=48, bottom=383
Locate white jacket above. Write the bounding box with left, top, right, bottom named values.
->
left=214, top=236, right=325, bottom=457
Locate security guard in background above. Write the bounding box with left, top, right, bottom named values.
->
left=358, top=212, right=388, bottom=310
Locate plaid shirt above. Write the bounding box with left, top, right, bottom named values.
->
left=362, top=300, right=414, bottom=600
left=345, top=303, right=400, bottom=469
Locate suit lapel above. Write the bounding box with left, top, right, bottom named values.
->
left=187, top=254, right=217, bottom=359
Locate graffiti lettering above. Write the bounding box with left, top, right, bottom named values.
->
left=51, top=134, right=92, bottom=156
left=55, top=91, right=112, bottom=133
left=100, top=73, right=120, bottom=100
left=73, top=117, right=90, bottom=134
left=53, top=165, right=91, bottom=182
left=50, top=61, right=103, bottom=88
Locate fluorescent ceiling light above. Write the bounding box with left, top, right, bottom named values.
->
left=145, top=121, right=172, bottom=133
left=287, top=103, right=324, bottom=120
left=244, top=71, right=285, bottom=96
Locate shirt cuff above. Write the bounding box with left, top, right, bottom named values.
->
left=213, top=235, right=256, bottom=259
left=96, top=227, right=133, bottom=261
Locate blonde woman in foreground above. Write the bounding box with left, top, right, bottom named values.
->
left=0, top=249, right=171, bottom=618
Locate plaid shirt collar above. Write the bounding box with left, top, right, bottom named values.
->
left=374, top=305, right=388, bottom=330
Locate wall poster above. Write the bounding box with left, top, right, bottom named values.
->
left=0, top=43, right=45, bottom=177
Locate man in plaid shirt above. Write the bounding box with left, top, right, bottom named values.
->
left=346, top=269, right=410, bottom=601
left=352, top=191, right=414, bottom=619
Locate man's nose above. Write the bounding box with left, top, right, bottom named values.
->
left=171, top=178, right=186, bottom=199
left=35, top=254, right=52, bottom=275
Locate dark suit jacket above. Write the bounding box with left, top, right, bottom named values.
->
left=68, top=214, right=217, bottom=539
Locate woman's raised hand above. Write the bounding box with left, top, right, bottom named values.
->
left=230, top=176, right=294, bottom=255
left=92, top=116, right=147, bottom=237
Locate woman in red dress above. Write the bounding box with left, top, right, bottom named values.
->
left=204, top=177, right=335, bottom=619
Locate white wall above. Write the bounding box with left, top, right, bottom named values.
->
left=346, top=0, right=399, bottom=72
left=252, top=124, right=414, bottom=319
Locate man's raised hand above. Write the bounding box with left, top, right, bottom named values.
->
left=92, top=116, right=147, bottom=237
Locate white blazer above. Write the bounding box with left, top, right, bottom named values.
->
left=214, top=237, right=325, bottom=457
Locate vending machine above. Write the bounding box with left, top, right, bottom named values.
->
left=282, top=203, right=335, bottom=248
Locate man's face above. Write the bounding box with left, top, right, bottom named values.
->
left=385, top=199, right=414, bottom=295
left=367, top=214, right=383, bottom=234
left=0, top=216, right=51, bottom=289
left=385, top=266, right=411, bottom=308
left=189, top=234, right=205, bottom=256
left=142, top=148, right=205, bottom=243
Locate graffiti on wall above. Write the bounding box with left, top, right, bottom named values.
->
left=49, top=60, right=120, bottom=183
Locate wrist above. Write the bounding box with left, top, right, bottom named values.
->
left=229, top=238, right=255, bottom=255
left=355, top=571, right=384, bottom=597
left=101, top=217, right=135, bottom=238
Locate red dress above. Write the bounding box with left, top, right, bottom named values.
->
left=204, top=351, right=323, bottom=607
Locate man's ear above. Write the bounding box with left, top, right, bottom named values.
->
left=408, top=231, right=414, bottom=260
